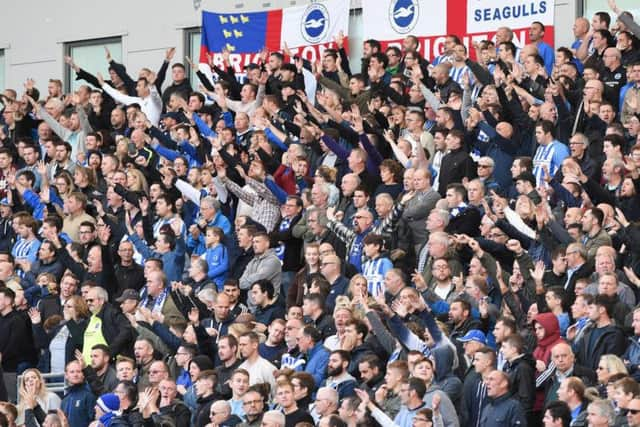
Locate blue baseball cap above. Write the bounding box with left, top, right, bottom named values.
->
left=458, top=329, right=487, bottom=345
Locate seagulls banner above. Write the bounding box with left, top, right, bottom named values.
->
left=363, top=0, right=555, bottom=61
left=200, top=0, right=349, bottom=71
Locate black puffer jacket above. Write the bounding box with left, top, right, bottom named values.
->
left=503, top=353, right=536, bottom=415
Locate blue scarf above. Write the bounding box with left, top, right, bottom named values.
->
left=450, top=202, right=468, bottom=219
left=140, top=286, right=169, bottom=313
left=275, top=217, right=292, bottom=260
left=99, top=412, right=117, bottom=427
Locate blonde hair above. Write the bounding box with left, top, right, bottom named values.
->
left=17, top=369, right=48, bottom=418
left=600, top=354, right=628, bottom=376
left=127, top=168, right=149, bottom=193
left=347, top=274, right=368, bottom=299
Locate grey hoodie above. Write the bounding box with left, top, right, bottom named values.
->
left=423, top=384, right=460, bottom=427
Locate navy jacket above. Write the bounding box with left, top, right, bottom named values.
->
left=325, top=275, right=349, bottom=314
left=479, top=392, right=527, bottom=427
left=61, top=383, right=96, bottom=427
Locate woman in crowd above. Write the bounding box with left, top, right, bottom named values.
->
left=16, top=368, right=62, bottom=426
left=30, top=295, right=89, bottom=374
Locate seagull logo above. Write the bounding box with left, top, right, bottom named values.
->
left=389, top=0, right=419, bottom=34
left=305, top=17, right=325, bottom=29
left=301, top=4, right=330, bottom=43
left=393, top=4, right=414, bottom=19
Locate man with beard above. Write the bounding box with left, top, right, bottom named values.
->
left=133, top=338, right=156, bottom=391
left=215, top=335, right=242, bottom=399
left=357, top=355, right=385, bottom=396
left=223, top=279, right=248, bottom=319
left=82, top=344, right=118, bottom=394
left=323, top=350, right=357, bottom=400
left=238, top=386, right=266, bottom=427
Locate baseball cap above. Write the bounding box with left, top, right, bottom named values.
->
left=458, top=329, right=487, bottom=345
left=115, top=289, right=140, bottom=303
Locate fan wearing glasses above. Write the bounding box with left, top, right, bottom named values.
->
left=627, top=398, right=640, bottom=427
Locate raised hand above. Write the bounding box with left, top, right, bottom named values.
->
left=413, top=292, right=428, bottom=312
left=608, top=0, right=621, bottom=14
left=326, top=206, right=336, bottom=221
left=461, top=70, right=471, bottom=89
left=350, top=104, right=364, bottom=133
left=400, top=190, right=415, bottom=204
left=185, top=56, right=198, bottom=72
left=452, top=272, right=465, bottom=293
left=64, top=56, right=80, bottom=72
left=165, top=47, right=176, bottom=62
left=333, top=30, right=345, bottom=49
left=467, top=237, right=482, bottom=254
left=354, top=388, right=371, bottom=406
left=282, top=41, right=293, bottom=58
left=98, top=224, right=111, bottom=245
left=104, top=46, right=112, bottom=62
left=221, top=47, right=231, bottom=64
left=616, top=207, right=630, bottom=228
left=36, top=160, right=47, bottom=177
left=24, top=78, right=36, bottom=93
left=96, top=72, right=106, bottom=87
left=188, top=308, right=199, bottom=324
left=432, top=392, right=441, bottom=413
left=391, top=299, right=408, bottom=318
left=258, top=71, right=268, bottom=85
left=74, top=349, right=86, bottom=369
left=375, top=384, right=388, bottom=404
left=412, top=269, right=427, bottom=291
left=28, top=307, right=41, bottom=324
left=505, top=239, right=523, bottom=254
left=151, top=311, right=165, bottom=324
left=530, top=260, right=545, bottom=284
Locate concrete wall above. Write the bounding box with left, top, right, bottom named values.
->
left=0, top=0, right=578, bottom=92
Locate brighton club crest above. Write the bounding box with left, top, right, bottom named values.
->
left=389, top=0, right=419, bottom=34
left=301, top=3, right=330, bottom=43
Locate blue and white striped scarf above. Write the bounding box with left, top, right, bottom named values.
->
left=275, top=217, right=292, bottom=260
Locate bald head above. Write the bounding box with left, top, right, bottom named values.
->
left=262, top=410, right=285, bottom=427
left=215, top=292, right=231, bottom=305
left=551, top=342, right=575, bottom=371
left=574, top=17, right=589, bottom=37
left=486, top=370, right=510, bottom=397
left=211, top=400, right=231, bottom=414
left=604, top=47, right=621, bottom=60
